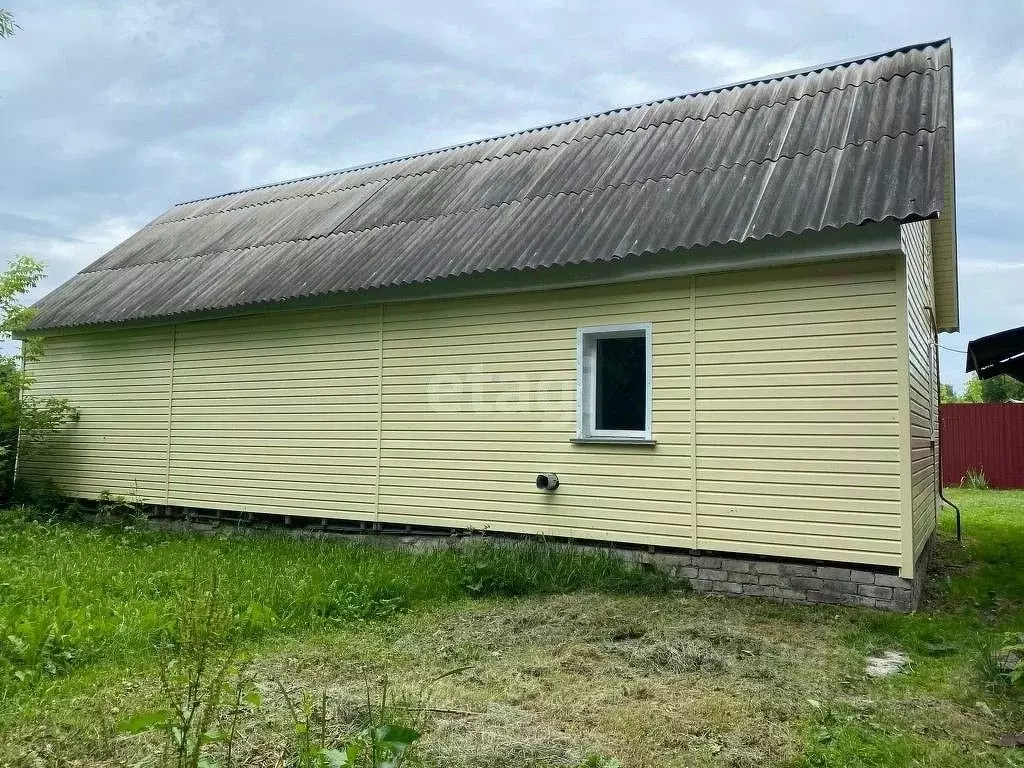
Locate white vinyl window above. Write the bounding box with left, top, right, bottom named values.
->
left=576, top=323, right=653, bottom=442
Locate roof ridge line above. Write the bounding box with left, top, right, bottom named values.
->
left=86, top=126, right=945, bottom=275
left=157, top=63, right=949, bottom=226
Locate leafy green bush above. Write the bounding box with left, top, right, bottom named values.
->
left=0, top=255, right=80, bottom=503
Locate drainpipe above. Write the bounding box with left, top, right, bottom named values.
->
left=926, top=306, right=962, bottom=543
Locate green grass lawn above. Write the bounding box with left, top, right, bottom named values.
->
left=2, top=490, right=1024, bottom=767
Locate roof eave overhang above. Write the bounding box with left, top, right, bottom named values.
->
left=933, top=47, right=959, bottom=334
left=20, top=221, right=902, bottom=337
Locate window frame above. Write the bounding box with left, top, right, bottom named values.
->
left=575, top=322, right=653, bottom=443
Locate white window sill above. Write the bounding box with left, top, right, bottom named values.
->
left=570, top=437, right=657, bottom=446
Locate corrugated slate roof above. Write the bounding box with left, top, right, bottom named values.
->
left=28, top=39, right=954, bottom=330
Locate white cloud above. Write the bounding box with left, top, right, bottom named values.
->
left=960, top=258, right=1024, bottom=274
left=12, top=218, right=142, bottom=305
left=671, top=44, right=813, bottom=86
left=587, top=73, right=667, bottom=107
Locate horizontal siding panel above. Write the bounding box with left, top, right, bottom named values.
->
left=380, top=360, right=692, bottom=380
left=167, top=490, right=376, bottom=516
left=698, top=513, right=898, bottom=540
left=698, top=409, right=898, bottom=424
left=21, top=446, right=168, bottom=461
left=694, top=394, right=898, bottom=409
left=697, top=420, right=900, bottom=436
left=20, top=459, right=166, bottom=478
left=697, top=444, right=897, bottom=461
left=695, top=339, right=897, bottom=359
left=172, top=403, right=381, bottom=417
left=384, top=319, right=691, bottom=346
left=696, top=305, right=897, bottom=332
left=697, top=256, right=895, bottom=294
left=696, top=432, right=897, bottom=449
left=384, top=282, right=690, bottom=320
left=697, top=525, right=902, bottom=554
left=697, top=478, right=900, bottom=503
left=696, top=288, right=897, bottom=317
left=696, top=536, right=902, bottom=567
left=696, top=371, right=897, bottom=387
left=697, top=490, right=899, bottom=515
left=696, top=456, right=897, bottom=475
left=375, top=500, right=693, bottom=534
left=21, top=327, right=173, bottom=500
left=698, top=468, right=899, bottom=488
left=171, top=457, right=378, bottom=474
left=174, top=363, right=379, bottom=383
left=696, top=319, right=897, bottom=343
left=172, top=393, right=382, bottom=409
left=381, top=447, right=690, bottom=469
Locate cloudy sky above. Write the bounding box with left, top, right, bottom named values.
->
left=1, top=1, right=1021, bottom=388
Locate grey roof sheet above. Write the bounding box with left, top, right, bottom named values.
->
left=29, top=39, right=954, bottom=330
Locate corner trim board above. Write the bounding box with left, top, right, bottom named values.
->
left=896, top=254, right=915, bottom=579
left=374, top=302, right=384, bottom=524
left=690, top=274, right=698, bottom=549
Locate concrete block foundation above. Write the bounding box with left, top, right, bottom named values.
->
left=140, top=504, right=934, bottom=613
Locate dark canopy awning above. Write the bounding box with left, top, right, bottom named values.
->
left=966, top=326, right=1024, bottom=382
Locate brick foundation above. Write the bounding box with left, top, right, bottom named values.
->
left=626, top=534, right=935, bottom=612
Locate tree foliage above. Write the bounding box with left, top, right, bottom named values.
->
left=0, top=9, right=17, bottom=39
left=965, top=374, right=1024, bottom=403
left=943, top=374, right=1024, bottom=404
left=0, top=256, right=79, bottom=501
left=939, top=383, right=960, bottom=403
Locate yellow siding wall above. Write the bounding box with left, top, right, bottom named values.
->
left=23, top=255, right=906, bottom=567
left=20, top=326, right=173, bottom=499
left=694, top=258, right=902, bottom=566
left=377, top=280, right=693, bottom=547
left=902, top=221, right=939, bottom=561
left=166, top=308, right=381, bottom=518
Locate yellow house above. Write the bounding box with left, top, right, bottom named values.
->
left=20, top=39, right=958, bottom=611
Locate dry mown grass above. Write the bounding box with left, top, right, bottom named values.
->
left=14, top=592, right=860, bottom=768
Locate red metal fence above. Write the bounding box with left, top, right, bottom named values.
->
left=940, top=403, right=1024, bottom=488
